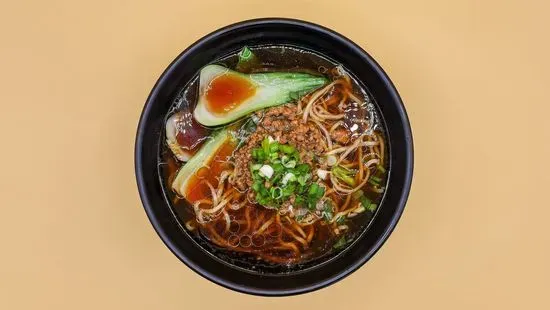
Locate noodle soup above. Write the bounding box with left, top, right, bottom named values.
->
left=160, top=45, right=387, bottom=272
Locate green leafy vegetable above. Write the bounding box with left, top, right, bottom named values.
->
left=194, top=65, right=328, bottom=126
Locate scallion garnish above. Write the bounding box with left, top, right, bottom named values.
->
left=249, top=136, right=322, bottom=209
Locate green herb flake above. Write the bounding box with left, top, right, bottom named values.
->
left=322, top=200, right=334, bottom=221
left=366, top=203, right=378, bottom=212
left=333, top=237, right=347, bottom=249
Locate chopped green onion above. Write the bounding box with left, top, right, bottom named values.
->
left=352, top=189, right=364, bottom=200
left=296, top=164, right=310, bottom=174
left=326, top=155, right=337, bottom=166
left=359, top=195, right=372, bottom=208
left=252, top=181, right=261, bottom=192
left=262, top=137, right=270, bottom=154
left=306, top=183, right=325, bottom=209
left=259, top=186, right=269, bottom=197
left=283, top=160, right=296, bottom=168
left=295, top=196, right=306, bottom=207
left=322, top=200, right=334, bottom=221
left=371, top=176, right=382, bottom=183
left=308, top=183, right=324, bottom=196
left=269, top=152, right=279, bottom=161
left=282, top=172, right=296, bottom=185
left=270, top=187, right=283, bottom=199
left=250, top=164, right=262, bottom=171
left=282, top=183, right=296, bottom=196
left=332, top=165, right=356, bottom=186
left=238, top=46, right=253, bottom=60
left=322, top=211, right=333, bottom=221
left=271, top=173, right=283, bottom=184
left=250, top=139, right=328, bottom=209
left=236, top=46, right=259, bottom=72
left=366, top=203, right=378, bottom=212
left=259, top=165, right=274, bottom=179
left=280, top=144, right=295, bottom=154
left=297, top=174, right=311, bottom=186
left=251, top=148, right=261, bottom=160
left=316, top=169, right=329, bottom=180
left=272, top=163, right=284, bottom=172
left=281, top=155, right=297, bottom=168
left=269, top=142, right=279, bottom=153
left=377, top=164, right=386, bottom=173
left=333, top=237, right=347, bottom=249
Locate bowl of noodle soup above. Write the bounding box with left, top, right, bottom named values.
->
left=135, top=18, right=413, bottom=296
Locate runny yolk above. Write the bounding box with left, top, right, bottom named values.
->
left=205, top=74, right=256, bottom=114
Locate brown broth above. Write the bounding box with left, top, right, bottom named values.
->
left=159, top=45, right=387, bottom=273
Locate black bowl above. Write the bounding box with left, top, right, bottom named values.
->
left=135, top=18, right=413, bottom=296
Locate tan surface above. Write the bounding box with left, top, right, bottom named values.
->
left=1, top=0, right=549, bottom=309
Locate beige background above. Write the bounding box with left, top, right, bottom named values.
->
left=1, top=0, right=549, bottom=309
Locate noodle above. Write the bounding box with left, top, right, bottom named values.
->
left=283, top=227, right=308, bottom=247
left=311, top=119, right=333, bottom=150
left=203, top=180, right=218, bottom=206
left=256, top=216, right=275, bottom=234
left=303, top=80, right=342, bottom=123
left=330, top=121, right=344, bottom=133
left=306, top=226, right=315, bottom=243
left=291, top=221, right=307, bottom=239
left=223, top=210, right=231, bottom=232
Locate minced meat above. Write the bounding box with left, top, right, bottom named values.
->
left=231, top=104, right=326, bottom=192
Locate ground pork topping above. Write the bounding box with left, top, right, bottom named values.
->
left=231, top=104, right=326, bottom=193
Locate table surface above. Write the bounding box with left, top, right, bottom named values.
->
left=1, top=0, right=549, bottom=309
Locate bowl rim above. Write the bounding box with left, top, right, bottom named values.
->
left=135, top=17, right=414, bottom=296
